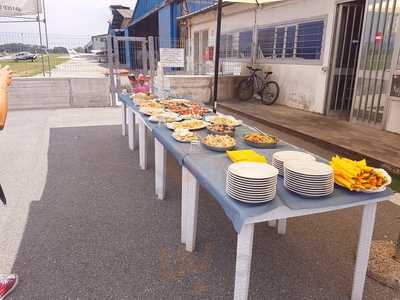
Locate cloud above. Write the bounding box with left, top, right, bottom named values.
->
left=1, top=0, right=137, bottom=36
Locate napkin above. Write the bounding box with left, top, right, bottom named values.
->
left=227, top=150, right=268, bottom=164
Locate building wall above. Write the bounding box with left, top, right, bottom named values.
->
left=188, top=0, right=337, bottom=114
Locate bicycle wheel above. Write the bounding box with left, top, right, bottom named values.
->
left=237, top=78, right=254, bottom=101
left=261, top=81, right=280, bottom=105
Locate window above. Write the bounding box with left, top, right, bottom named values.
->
left=220, top=30, right=252, bottom=59
left=258, top=28, right=275, bottom=58
left=257, top=19, right=325, bottom=61
left=296, top=21, right=324, bottom=59
left=239, top=31, right=252, bottom=58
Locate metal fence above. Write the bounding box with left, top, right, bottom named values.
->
left=0, top=32, right=109, bottom=78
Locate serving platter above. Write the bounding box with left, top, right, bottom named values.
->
left=166, top=120, right=208, bottom=131
left=202, top=141, right=236, bottom=152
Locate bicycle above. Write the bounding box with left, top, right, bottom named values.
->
left=237, top=66, right=280, bottom=105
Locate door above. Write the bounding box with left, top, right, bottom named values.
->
left=193, top=32, right=200, bottom=74
left=327, top=0, right=365, bottom=119
left=193, top=30, right=209, bottom=75
left=351, top=0, right=400, bottom=126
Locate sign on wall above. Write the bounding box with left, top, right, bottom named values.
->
left=160, top=48, right=184, bottom=68
left=0, top=0, right=42, bottom=17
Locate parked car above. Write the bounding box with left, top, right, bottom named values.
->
left=14, top=52, right=38, bottom=62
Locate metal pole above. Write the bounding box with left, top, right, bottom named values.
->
left=36, top=0, right=45, bottom=77
left=212, top=0, right=223, bottom=113
left=42, top=0, right=51, bottom=76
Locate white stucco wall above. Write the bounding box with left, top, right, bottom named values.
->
left=385, top=99, right=400, bottom=134
left=187, top=0, right=337, bottom=113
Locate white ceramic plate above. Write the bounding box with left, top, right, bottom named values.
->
left=227, top=189, right=276, bottom=202
left=227, top=171, right=277, bottom=183
left=205, top=115, right=243, bottom=127
left=284, top=187, right=333, bottom=198
left=226, top=178, right=277, bottom=189
left=226, top=179, right=276, bottom=193
left=284, top=179, right=334, bottom=189
left=226, top=182, right=277, bottom=195
left=284, top=184, right=334, bottom=194
left=228, top=162, right=278, bottom=180
left=272, top=151, right=316, bottom=163
left=284, top=182, right=334, bottom=195
left=284, top=160, right=333, bottom=176
left=284, top=170, right=334, bottom=181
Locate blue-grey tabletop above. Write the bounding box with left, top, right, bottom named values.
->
left=119, top=93, right=394, bottom=232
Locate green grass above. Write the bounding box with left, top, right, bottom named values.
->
left=0, top=54, right=69, bottom=77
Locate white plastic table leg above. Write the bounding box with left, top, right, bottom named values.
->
left=234, top=223, right=255, bottom=300
left=181, top=167, right=189, bottom=244
left=184, top=168, right=199, bottom=252
left=127, top=109, right=136, bottom=151
left=268, top=220, right=277, bottom=227
left=351, top=203, right=377, bottom=300
left=121, top=103, right=127, bottom=136
left=138, top=118, right=148, bottom=170
left=154, top=138, right=166, bottom=200
left=277, top=219, right=287, bottom=235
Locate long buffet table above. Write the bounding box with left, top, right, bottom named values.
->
left=118, top=93, right=393, bottom=300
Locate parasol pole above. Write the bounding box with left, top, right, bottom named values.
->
left=212, top=0, right=223, bottom=113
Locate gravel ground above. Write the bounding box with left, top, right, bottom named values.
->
left=0, top=107, right=399, bottom=299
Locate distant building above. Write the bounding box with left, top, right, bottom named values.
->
left=107, top=5, right=133, bottom=65
left=108, top=5, right=133, bottom=36
left=84, top=34, right=108, bottom=53
left=126, top=0, right=215, bottom=44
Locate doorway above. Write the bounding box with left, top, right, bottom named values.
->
left=327, top=0, right=365, bottom=119
left=193, top=30, right=209, bottom=74
left=351, top=0, right=399, bottom=127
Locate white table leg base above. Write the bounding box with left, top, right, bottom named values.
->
left=184, top=168, right=199, bottom=252
left=234, top=223, right=255, bottom=300
left=277, top=219, right=287, bottom=235
left=154, top=138, right=166, bottom=200
left=181, top=167, right=189, bottom=244
left=138, top=118, right=148, bottom=170
left=351, top=203, right=377, bottom=300
left=127, top=109, right=136, bottom=151
left=121, top=103, right=127, bottom=136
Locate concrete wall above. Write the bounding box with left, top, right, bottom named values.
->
left=8, top=78, right=111, bottom=110
left=153, top=70, right=245, bottom=103
left=187, top=0, right=336, bottom=114
left=385, top=99, right=400, bottom=134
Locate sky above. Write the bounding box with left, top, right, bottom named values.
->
left=1, top=0, right=136, bottom=37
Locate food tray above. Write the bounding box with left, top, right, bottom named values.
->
left=201, top=141, right=236, bottom=152
left=243, top=139, right=278, bottom=149
left=207, top=128, right=235, bottom=137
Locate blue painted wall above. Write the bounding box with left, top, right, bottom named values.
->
left=133, top=0, right=164, bottom=21
left=187, top=0, right=216, bottom=13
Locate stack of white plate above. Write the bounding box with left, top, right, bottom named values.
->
left=284, top=160, right=334, bottom=198
left=272, top=151, right=316, bottom=176
left=226, top=162, right=278, bottom=204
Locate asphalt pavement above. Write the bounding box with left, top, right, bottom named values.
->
left=0, top=107, right=399, bottom=299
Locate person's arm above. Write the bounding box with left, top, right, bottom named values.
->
left=0, top=66, right=12, bottom=130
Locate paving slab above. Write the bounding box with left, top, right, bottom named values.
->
left=220, top=100, right=400, bottom=174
